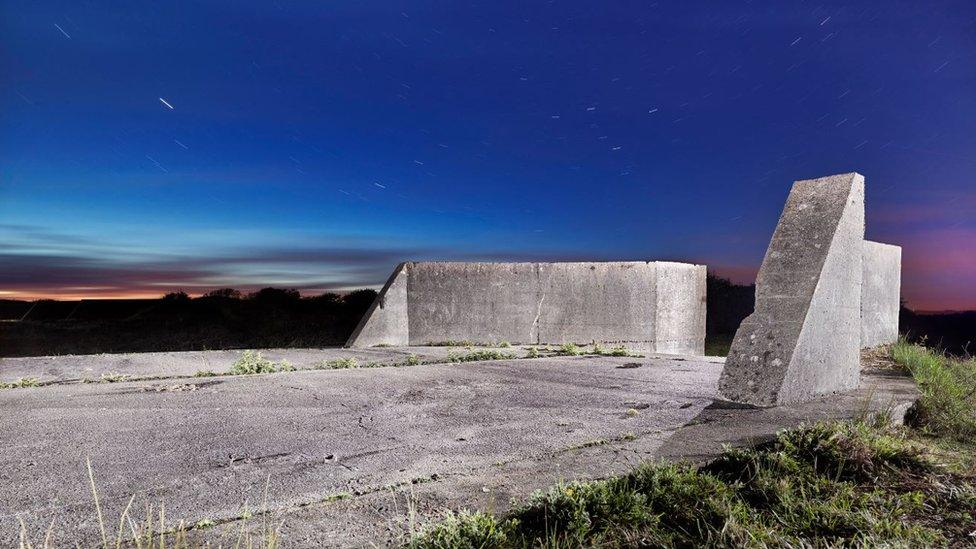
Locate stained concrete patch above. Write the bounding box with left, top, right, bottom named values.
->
left=720, top=173, right=865, bottom=406
left=862, top=240, right=902, bottom=348
left=348, top=261, right=706, bottom=354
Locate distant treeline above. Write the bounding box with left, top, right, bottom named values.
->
left=0, top=279, right=971, bottom=358
left=0, top=288, right=377, bottom=357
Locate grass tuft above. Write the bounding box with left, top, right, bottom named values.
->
left=447, top=350, right=516, bottom=363
left=317, top=357, right=360, bottom=370
left=892, top=340, right=976, bottom=439
left=409, top=419, right=975, bottom=548
left=230, top=350, right=293, bottom=375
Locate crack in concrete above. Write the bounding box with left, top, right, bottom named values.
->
left=531, top=266, right=554, bottom=345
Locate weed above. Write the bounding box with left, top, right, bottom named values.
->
left=447, top=350, right=516, bottom=363
left=593, top=345, right=641, bottom=357
left=194, top=370, right=218, bottom=378
left=555, top=343, right=582, bottom=356
left=230, top=350, right=291, bottom=375
left=405, top=354, right=422, bottom=366
left=526, top=347, right=540, bottom=359
left=317, top=357, right=359, bottom=369
left=0, top=377, right=40, bottom=389
left=427, top=340, right=477, bottom=347
left=498, top=341, right=512, bottom=348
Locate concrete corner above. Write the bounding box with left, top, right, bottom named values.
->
left=861, top=241, right=901, bottom=348
left=345, top=263, right=409, bottom=347
left=719, top=173, right=865, bottom=406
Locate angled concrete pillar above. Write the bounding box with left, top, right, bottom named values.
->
left=719, top=173, right=865, bottom=406
left=861, top=241, right=901, bottom=348
left=345, top=263, right=409, bottom=347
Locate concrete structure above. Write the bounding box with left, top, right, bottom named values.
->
left=347, top=261, right=706, bottom=354
left=719, top=173, right=865, bottom=406
left=861, top=240, right=902, bottom=348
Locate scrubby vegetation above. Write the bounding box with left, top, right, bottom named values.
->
left=411, top=417, right=976, bottom=548
left=230, top=350, right=295, bottom=375
left=447, top=350, right=517, bottom=363
left=409, top=343, right=976, bottom=548
left=0, top=377, right=39, bottom=389
left=0, top=288, right=377, bottom=357
left=316, top=357, right=360, bottom=370
left=893, top=340, right=976, bottom=440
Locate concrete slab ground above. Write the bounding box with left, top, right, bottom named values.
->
left=1, top=350, right=915, bottom=547
left=0, top=345, right=538, bottom=385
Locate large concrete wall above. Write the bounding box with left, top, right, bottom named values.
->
left=347, top=261, right=706, bottom=354
left=719, top=173, right=865, bottom=406
left=861, top=241, right=901, bottom=348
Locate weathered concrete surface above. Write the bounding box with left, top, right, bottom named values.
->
left=348, top=261, right=706, bottom=354
left=862, top=241, right=902, bottom=348
left=0, top=345, right=529, bottom=385
left=720, top=173, right=865, bottom=406
left=1, top=352, right=914, bottom=548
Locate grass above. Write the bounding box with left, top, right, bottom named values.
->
left=409, top=342, right=976, bottom=548
left=410, top=418, right=976, bottom=548
left=447, top=350, right=516, bottom=363
left=704, top=334, right=733, bottom=357
left=316, top=357, right=360, bottom=370
left=892, top=339, right=976, bottom=439
left=17, top=458, right=280, bottom=549
left=426, top=340, right=477, bottom=347
left=0, top=377, right=40, bottom=389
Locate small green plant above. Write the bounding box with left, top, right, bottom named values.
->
left=526, top=347, right=540, bottom=359
left=447, top=350, right=516, bottom=363
left=556, top=343, right=582, bottom=356
left=498, top=341, right=512, bottom=348
left=230, top=350, right=290, bottom=375
left=194, top=370, right=218, bottom=377
left=597, top=345, right=641, bottom=357
left=317, top=357, right=359, bottom=369
left=0, top=377, right=40, bottom=389
left=405, top=354, right=422, bottom=366
left=428, top=340, right=477, bottom=347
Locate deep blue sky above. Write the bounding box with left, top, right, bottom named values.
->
left=2, top=1, right=974, bottom=309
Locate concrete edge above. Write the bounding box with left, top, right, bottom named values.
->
left=345, top=262, right=408, bottom=347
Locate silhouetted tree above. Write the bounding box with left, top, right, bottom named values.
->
left=342, top=289, right=378, bottom=313
left=203, top=288, right=242, bottom=299
left=249, top=287, right=301, bottom=303
left=162, top=290, right=190, bottom=302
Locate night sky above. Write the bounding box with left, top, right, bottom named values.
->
left=2, top=1, right=974, bottom=310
